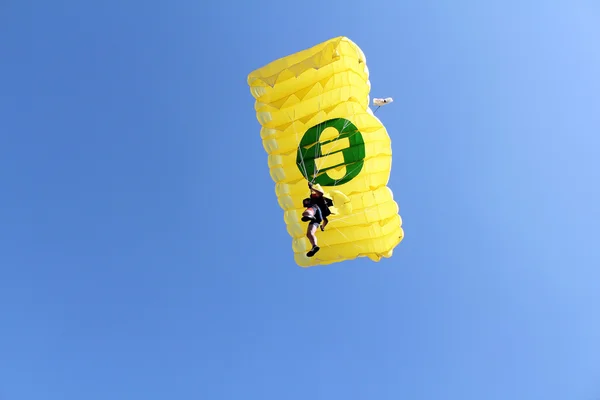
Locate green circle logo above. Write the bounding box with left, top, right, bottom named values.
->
left=296, top=118, right=365, bottom=186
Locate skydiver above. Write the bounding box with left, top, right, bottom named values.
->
left=301, top=182, right=334, bottom=257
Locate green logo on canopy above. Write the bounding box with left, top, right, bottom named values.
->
left=296, top=118, right=365, bottom=186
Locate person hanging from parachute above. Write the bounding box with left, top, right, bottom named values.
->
left=301, top=182, right=333, bottom=257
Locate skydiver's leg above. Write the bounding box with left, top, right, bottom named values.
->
left=306, top=222, right=320, bottom=256
left=321, top=217, right=328, bottom=231
left=313, top=206, right=323, bottom=224
left=306, top=222, right=318, bottom=247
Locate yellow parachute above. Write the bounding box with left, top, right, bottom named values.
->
left=247, top=36, right=404, bottom=267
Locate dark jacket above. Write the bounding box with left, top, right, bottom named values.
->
left=303, top=195, right=334, bottom=218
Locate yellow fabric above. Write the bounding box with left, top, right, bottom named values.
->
left=247, top=36, right=404, bottom=267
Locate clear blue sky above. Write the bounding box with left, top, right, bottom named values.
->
left=2, top=1, right=599, bottom=399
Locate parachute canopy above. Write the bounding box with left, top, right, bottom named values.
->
left=247, top=36, right=404, bottom=267
left=373, top=97, right=394, bottom=106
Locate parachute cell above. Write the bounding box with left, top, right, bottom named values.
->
left=247, top=36, right=404, bottom=267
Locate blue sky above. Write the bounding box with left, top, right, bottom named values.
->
left=1, top=0, right=599, bottom=399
